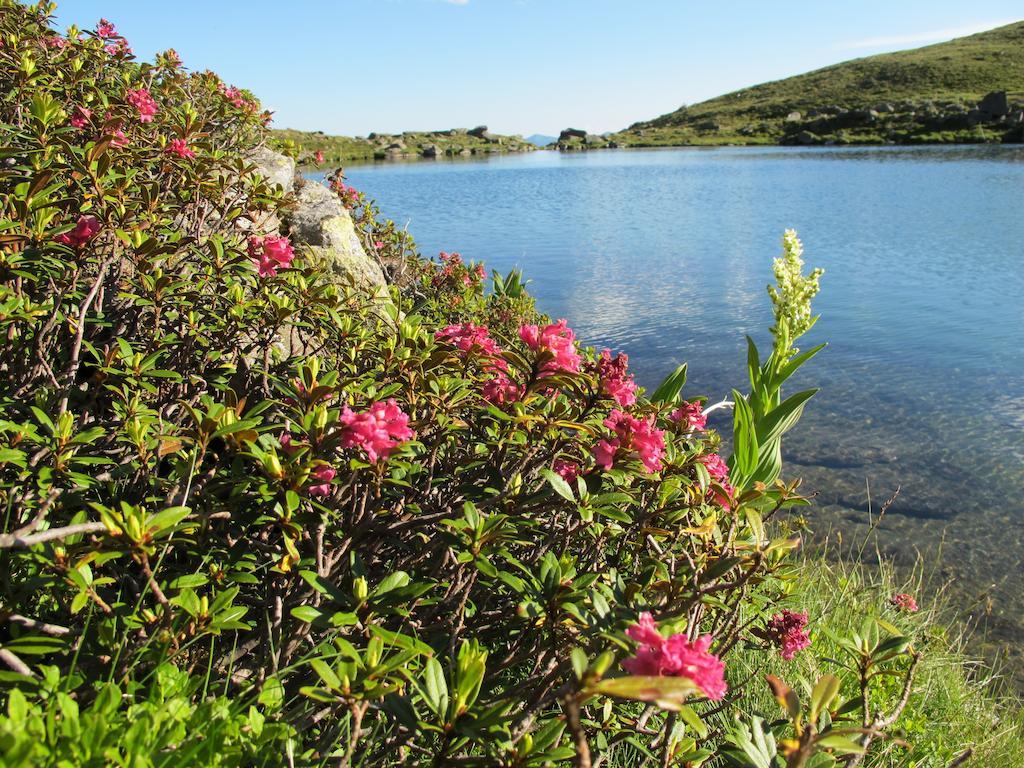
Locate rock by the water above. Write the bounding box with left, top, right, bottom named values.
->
left=421, top=144, right=440, bottom=158
left=979, top=91, right=1009, bottom=117
left=558, top=127, right=588, bottom=141
left=468, top=125, right=489, bottom=138
left=248, top=147, right=295, bottom=192
left=286, top=181, right=386, bottom=291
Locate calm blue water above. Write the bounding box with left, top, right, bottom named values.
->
left=330, top=146, right=1024, bottom=647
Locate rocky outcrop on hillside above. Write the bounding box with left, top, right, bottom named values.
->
left=776, top=91, right=1024, bottom=146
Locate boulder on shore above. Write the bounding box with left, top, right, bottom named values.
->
left=286, top=180, right=387, bottom=292
left=979, top=91, right=1009, bottom=117
left=558, top=127, right=587, bottom=141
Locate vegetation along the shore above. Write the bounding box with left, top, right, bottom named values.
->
left=567, top=21, right=1024, bottom=149
left=273, top=125, right=536, bottom=165
left=0, top=2, right=1021, bottom=765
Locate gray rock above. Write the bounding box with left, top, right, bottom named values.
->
left=795, top=130, right=819, bottom=145
left=979, top=91, right=1009, bottom=117
left=421, top=144, right=440, bottom=158
left=468, top=125, right=489, bottom=138
left=248, top=147, right=295, bottom=192
left=785, top=111, right=802, bottom=122
left=584, top=133, right=605, bottom=144
left=286, top=181, right=386, bottom=291
left=874, top=102, right=895, bottom=113
left=558, top=127, right=588, bottom=141
left=967, top=109, right=990, bottom=126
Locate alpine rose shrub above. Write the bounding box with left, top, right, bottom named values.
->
left=0, top=6, right=915, bottom=768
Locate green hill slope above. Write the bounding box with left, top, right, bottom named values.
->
left=613, top=21, right=1024, bottom=146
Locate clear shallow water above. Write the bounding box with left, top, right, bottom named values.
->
left=332, top=146, right=1024, bottom=655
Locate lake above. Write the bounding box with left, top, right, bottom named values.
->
left=328, top=146, right=1024, bottom=661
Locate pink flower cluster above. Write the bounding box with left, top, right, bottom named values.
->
left=165, top=138, right=195, bottom=159
left=482, top=374, right=524, bottom=405
left=339, top=400, right=414, bottom=463
left=70, top=106, right=92, bottom=129
left=96, top=18, right=117, bottom=38
left=105, top=38, right=132, bottom=57
left=314, top=150, right=324, bottom=165
left=553, top=459, right=580, bottom=485
left=594, top=410, right=666, bottom=474
left=435, top=323, right=503, bottom=360
left=519, top=319, right=582, bottom=376
left=594, top=349, right=637, bottom=407
left=55, top=215, right=101, bottom=249
left=622, top=613, right=727, bottom=701
left=766, top=609, right=811, bottom=661
left=219, top=84, right=256, bottom=111
left=248, top=235, right=295, bottom=278
left=307, top=464, right=336, bottom=497
left=126, top=88, right=158, bottom=123
left=42, top=35, right=67, bottom=50
left=669, top=400, right=707, bottom=432
left=891, top=593, right=919, bottom=612
left=330, top=177, right=360, bottom=208
left=700, top=453, right=734, bottom=509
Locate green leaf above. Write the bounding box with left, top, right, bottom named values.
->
left=540, top=468, right=576, bottom=502
left=290, top=606, right=323, bottom=624
left=591, top=675, right=700, bottom=711
left=310, top=659, right=341, bottom=690
left=810, top=674, right=841, bottom=720
left=815, top=733, right=865, bottom=754
left=651, top=363, right=687, bottom=404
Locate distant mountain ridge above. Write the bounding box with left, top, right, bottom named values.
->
left=525, top=134, right=557, bottom=147
left=611, top=21, right=1024, bottom=147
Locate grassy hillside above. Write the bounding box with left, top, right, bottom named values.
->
left=273, top=126, right=536, bottom=164
left=612, top=21, right=1024, bottom=147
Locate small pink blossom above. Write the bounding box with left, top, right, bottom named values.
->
left=42, top=35, right=67, bottom=50
left=306, top=464, right=336, bottom=497
left=110, top=129, right=128, bottom=148
left=891, top=593, right=919, bottom=612
left=249, top=235, right=295, bottom=278
left=374, top=240, right=385, bottom=250
left=594, top=349, right=637, bottom=407
left=766, top=610, right=811, bottom=661
left=54, top=215, right=101, bottom=248
left=482, top=372, right=524, bottom=405
left=435, top=323, right=505, bottom=369
left=519, top=319, right=582, bottom=376
left=105, top=38, right=132, bottom=57
left=70, top=106, right=92, bottom=129
left=669, top=401, right=707, bottom=432
left=622, top=613, right=727, bottom=701
left=553, top=459, right=580, bottom=485
left=96, top=18, right=116, bottom=38
left=700, top=453, right=734, bottom=510
left=339, top=399, right=414, bottom=463
left=126, top=88, right=158, bottom=123
left=594, top=410, right=665, bottom=474
left=279, top=432, right=300, bottom=455
left=314, top=150, right=324, bottom=165
left=165, top=138, right=195, bottom=159
left=474, top=264, right=487, bottom=280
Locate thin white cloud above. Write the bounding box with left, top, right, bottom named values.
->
left=836, top=20, right=1016, bottom=50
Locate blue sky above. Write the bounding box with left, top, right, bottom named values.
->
left=51, top=1, right=1021, bottom=137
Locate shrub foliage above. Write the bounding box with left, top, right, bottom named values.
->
left=0, top=4, right=954, bottom=767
